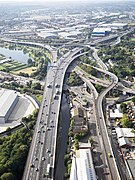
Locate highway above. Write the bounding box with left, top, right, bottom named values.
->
left=75, top=66, right=135, bottom=95
left=77, top=67, right=121, bottom=179
left=22, top=48, right=83, bottom=180
left=2, top=34, right=133, bottom=180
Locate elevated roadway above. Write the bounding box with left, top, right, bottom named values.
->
left=22, top=48, right=83, bottom=180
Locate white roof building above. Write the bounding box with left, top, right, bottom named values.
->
left=110, top=104, right=123, bottom=119
left=70, top=149, right=97, bottom=180
left=118, top=137, right=131, bottom=147
left=0, top=90, right=18, bottom=123
left=116, top=127, right=135, bottom=138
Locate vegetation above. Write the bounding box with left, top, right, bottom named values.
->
left=0, top=81, right=43, bottom=102
left=95, top=84, right=104, bottom=93
left=132, top=96, right=135, bottom=104
left=79, top=63, right=98, bottom=77
left=121, top=114, right=132, bottom=128
left=0, top=42, right=50, bottom=80
left=98, top=31, right=135, bottom=79
left=0, top=109, right=39, bottom=180
left=68, top=71, right=84, bottom=86
left=120, top=102, right=127, bottom=113
left=89, top=137, right=94, bottom=146
left=64, top=115, right=88, bottom=179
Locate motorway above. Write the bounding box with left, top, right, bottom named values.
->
left=3, top=35, right=133, bottom=179
left=77, top=66, right=122, bottom=179
left=22, top=48, right=83, bottom=180
left=75, top=66, right=135, bottom=95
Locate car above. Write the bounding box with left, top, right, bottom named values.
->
left=30, top=164, right=34, bottom=168
left=108, top=152, right=112, bottom=158
left=35, top=157, right=38, bottom=161
left=47, top=128, right=50, bottom=131
left=35, top=168, right=39, bottom=171
left=46, top=149, right=50, bottom=153
left=42, top=157, right=45, bottom=161
left=37, top=130, right=41, bottom=133
left=49, top=153, right=52, bottom=157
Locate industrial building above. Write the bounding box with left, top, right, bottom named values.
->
left=92, top=28, right=111, bottom=37
left=99, top=23, right=128, bottom=30
left=70, top=149, right=97, bottom=180
left=0, top=90, right=18, bottom=124
left=72, top=107, right=88, bottom=134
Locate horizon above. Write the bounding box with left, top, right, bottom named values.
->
left=0, top=0, right=134, bottom=2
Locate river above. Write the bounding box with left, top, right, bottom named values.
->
left=55, top=94, right=70, bottom=180
left=0, top=46, right=31, bottom=64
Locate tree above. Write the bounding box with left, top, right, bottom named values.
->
left=0, top=172, right=16, bottom=180
left=31, top=82, right=41, bottom=90
left=89, top=137, right=94, bottom=146
left=120, top=102, right=127, bottom=113
left=132, top=96, right=135, bottom=104
left=27, top=58, right=33, bottom=65
left=121, top=114, right=131, bottom=128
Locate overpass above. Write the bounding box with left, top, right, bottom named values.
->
left=22, top=48, right=83, bottom=180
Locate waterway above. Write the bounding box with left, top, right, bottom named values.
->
left=0, top=46, right=31, bottom=64
left=55, top=93, right=70, bottom=180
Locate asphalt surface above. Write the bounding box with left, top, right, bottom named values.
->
left=22, top=48, right=83, bottom=180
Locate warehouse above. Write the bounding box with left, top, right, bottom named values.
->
left=92, top=28, right=111, bottom=37
left=0, top=90, right=18, bottom=124
left=70, top=149, right=97, bottom=180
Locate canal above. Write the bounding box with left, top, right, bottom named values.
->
left=55, top=93, right=70, bottom=180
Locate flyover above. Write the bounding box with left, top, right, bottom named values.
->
left=22, top=48, right=83, bottom=180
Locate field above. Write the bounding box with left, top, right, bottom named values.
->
left=131, top=38, right=135, bottom=41
left=12, top=66, right=37, bottom=75
left=0, top=55, right=29, bottom=72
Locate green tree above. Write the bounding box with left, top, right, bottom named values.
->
left=132, top=96, right=135, bottom=104
left=120, top=102, right=127, bottom=113
left=121, top=114, right=131, bottom=128
left=27, top=58, right=33, bottom=65
left=89, top=137, right=94, bottom=146
left=0, top=172, right=16, bottom=180
left=31, top=82, right=41, bottom=90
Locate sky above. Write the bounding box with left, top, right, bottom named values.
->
left=0, top=0, right=133, bottom=2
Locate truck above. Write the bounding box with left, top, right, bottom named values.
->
left=45, top=164, right=51, bottom=177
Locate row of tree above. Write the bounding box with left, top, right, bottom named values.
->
left=0, top=109, right=39, bottom=180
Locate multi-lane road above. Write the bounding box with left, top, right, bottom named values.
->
left=22, top=48, right=83, bottom=180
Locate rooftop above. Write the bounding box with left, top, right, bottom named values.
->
left=0, top=90, right=18, bottom=117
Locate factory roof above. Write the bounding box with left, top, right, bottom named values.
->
left=76, top=149, right=97, bottom=180
left=116, top=127, right=135, bottom=138
left=92, top=27, right=111, bottom=33
left=0, top=90, right=18, bottom=117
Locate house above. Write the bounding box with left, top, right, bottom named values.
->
left=72, top=107, right=88, bottom=133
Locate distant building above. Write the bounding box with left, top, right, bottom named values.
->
left=70, top=148, right=97, bottom=180
left=72, top=107, right=88, bottom=133
left=99, top=23, right=128, bottom=30
left=0, top=90, right=18, bottom=124
left=92, top=28, right=111, bottom=37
